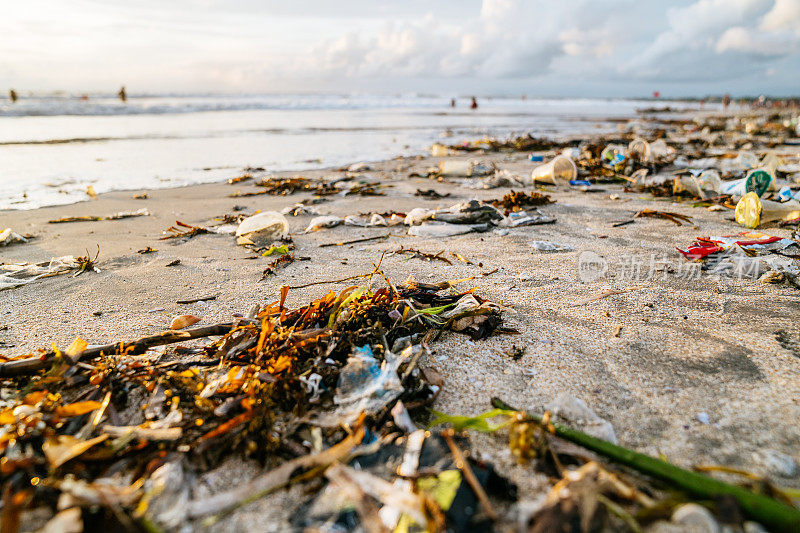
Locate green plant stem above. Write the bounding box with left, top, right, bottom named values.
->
left=491, top=397, right=800, bottom=533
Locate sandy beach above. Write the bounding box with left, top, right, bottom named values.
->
left=2, top=108, right=799, bottom=530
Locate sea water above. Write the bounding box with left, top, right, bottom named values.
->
left=0, top=93, right=692, bottom=210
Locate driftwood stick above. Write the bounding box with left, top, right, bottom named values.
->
left=0, top=322, right=236, bottom=377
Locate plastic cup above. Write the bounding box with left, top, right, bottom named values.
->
left=438, top=160, right=473, bottom=177
left=627, top=139, right=651, bottom=162
left=530, top=155, right=577, bottom=185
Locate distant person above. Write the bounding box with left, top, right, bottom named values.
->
left=521, top=94, right=526, bottom=101
left=470, top=96, right=478, bottom=110
left=118, top=86, right=127, bottom=102
left=450, top=98, right=456, bottom=108
left=722, top=93, right=731, bottom=109
left=9, top=89, right=17, bottom=103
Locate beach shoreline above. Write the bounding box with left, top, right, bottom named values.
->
left=2, top=108, right=800, bottom=531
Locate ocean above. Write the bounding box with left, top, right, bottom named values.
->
left=0, top=93, right=688, bottom=210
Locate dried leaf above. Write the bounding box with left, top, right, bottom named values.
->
left=42, top=434, right=108, bottom=468
left=54, top=401, right=102, bottom=417
left=65, top=337, right=88, bottom=360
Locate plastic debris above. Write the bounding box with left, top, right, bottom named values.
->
left=735, top=192, right=800, bottom=229
left=235, top=211, right=289, bottom=245
left=304, top=214, right=343, bottom=233
left=438, top=159, right=493, bottom=177
left=529, top=241, right=574, bottom=253
left=408, top=221, right=490, bottom=238
left=0, top=228, right=27, bottom=247
left=530, top=155, right=577, bottom=185
left=1, top=256, right=80, bottom=291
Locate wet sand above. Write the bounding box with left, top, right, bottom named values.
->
left=2, top=132, right=799, bottom=530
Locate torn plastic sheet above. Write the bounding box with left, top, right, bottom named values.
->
left=312, top=344, right=412, bottom=426
left=677, top=232, right=799, bottom=261
left=1, top=256, right=79, bottom=291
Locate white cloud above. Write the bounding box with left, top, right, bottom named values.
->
left=1, top=0, right=798, bottom=95
left=760, top=0, right=800, bottom=33
left=716, top=26, right=797, bottom=55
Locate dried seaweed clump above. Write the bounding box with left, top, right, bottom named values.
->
left=0, top=276, right=504, bottom=530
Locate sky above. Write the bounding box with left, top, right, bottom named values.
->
left=1, top=0, right=799, bottom=98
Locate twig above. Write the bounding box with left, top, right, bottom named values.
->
left=392, top=246, right=452, bottom=264
left=281, top=272, right=374, bottom=291
left=319, top=233, right=393, bottom=248
left=490, top=398, right=800, bottom=533
left=442, top=429, right=498, bottom=521
left=160, top=221, right=210, bottom=240
left=176, top=295, right=217, bottom=304
left=0, top=323, right=235, bottom=377
left=634, top=209, right=692, bottom=226
left=612, top=219, right=635, bottom=227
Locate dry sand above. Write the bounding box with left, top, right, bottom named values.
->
left=2, top=145, right=799, bottom=530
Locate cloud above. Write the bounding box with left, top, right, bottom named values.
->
left=2, top=0, right=799, bottom=95
left=716, top=26, right=798, bottom=55
left=760, top=0, right=800, bottom=32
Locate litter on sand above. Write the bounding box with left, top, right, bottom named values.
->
left=0, top=228, right=28, bottom=247
left=0, top=270, right=514, bottom=531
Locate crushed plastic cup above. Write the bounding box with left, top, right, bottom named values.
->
left=697, top=170, right=722, bottom=196
left=735, top=192, right=800, bottom=229
left=735, top=151, right=759, bottom=170
left=674, top=170, right=721, bottom=199
left=761, top=152, right=782, bottom=175
left=627, top=138, right=651, bottom=162
left=430, top=143, right=449, bottom=157
left=530, top=155, right=577, bottom=185
left=235, top=211, right=289, bottom=245
left=438, top=160, right=473, bottom=177
left=601, top=145, right=624, bottom=162
left=648, top=139, right=675, bottom=162
left=561, top=147, right=581, bottom=159
left=720, top=169, right=773, bottom=198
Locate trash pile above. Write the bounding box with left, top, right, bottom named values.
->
left=678, top=231, right=800, bottom=286
left=5, top=272, right=796, bottom=532
left=0, top=273, right=514, bottom=531
left=2, top=107, right=800, bottom=532
left=431, top=110, right=800, bottom=234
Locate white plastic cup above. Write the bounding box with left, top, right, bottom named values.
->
left=696, top=170, right=722, bottom=198
left=438, top=160, right=473, bottom=177
left=530, top=155, right=577, bottom=185
left=627, top=139, right=651, bottom=162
